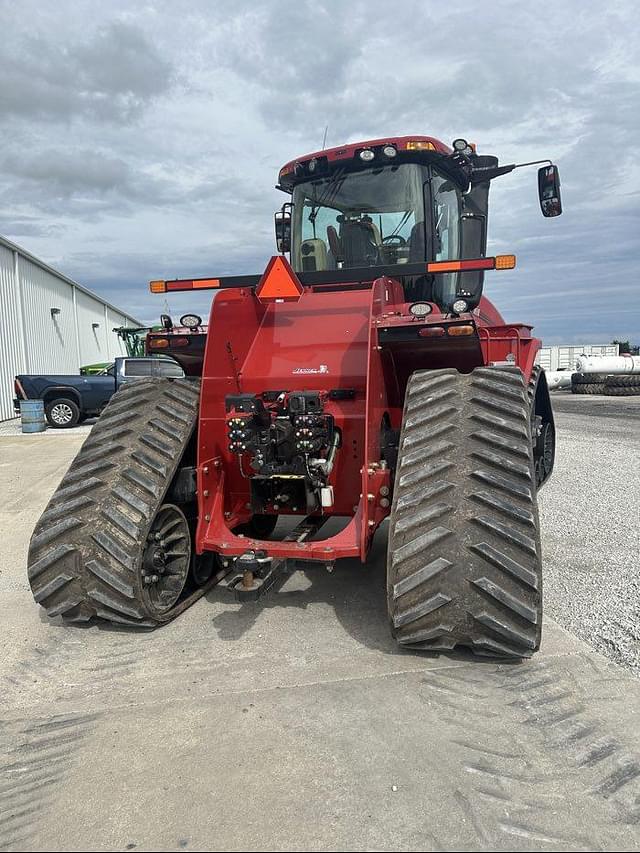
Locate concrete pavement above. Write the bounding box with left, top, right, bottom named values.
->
left=1, top=404, right=639, bottom=851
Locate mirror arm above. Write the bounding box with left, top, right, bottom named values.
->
left=471, top=158, right=553, bottom=184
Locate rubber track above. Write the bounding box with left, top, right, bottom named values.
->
left=387, top=367, right=542, bottom=659
left=27, top=378, right=201, bottom=626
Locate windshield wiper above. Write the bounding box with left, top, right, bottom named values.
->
left=308, top=168, right=346, bottom=227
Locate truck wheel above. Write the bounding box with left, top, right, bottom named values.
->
left=45, top=397, right=80, bottom=428
left=387, top=367, right=542, bottom=659
left=28, top=377, right=200, bottom=626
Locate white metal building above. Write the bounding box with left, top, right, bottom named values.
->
left=0, top=235, right=141, bottom=421
left=535, top=343, right=619, bottom=371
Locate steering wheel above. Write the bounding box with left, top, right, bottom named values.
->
left=382, top=235, right=407, bottom=246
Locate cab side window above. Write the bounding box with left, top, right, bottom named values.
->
left=431, top=172, right=462, bottom=307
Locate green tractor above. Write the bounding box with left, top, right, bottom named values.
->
left=79, top=326, right=154, bottom=375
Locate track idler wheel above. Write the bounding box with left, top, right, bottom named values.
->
left=141, top=504, right=191, bottom=615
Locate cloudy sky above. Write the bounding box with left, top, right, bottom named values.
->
left=1, top=0, right=638, bottom=343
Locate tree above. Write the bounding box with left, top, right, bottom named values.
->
left=611, top=339, right=639, bottom=355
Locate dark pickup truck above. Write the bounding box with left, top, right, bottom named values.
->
left=14, top=356, right=184, bottom=428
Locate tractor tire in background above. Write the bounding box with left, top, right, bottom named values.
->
left=571, top=372, right=608, bottom=384
left=571, top=382, right=606, bottom=395
left=602, top=384, right=640, bottom=396
left=27, top=377, right=200, bottom=626
left=387, top=367, right=542, bottom=659
left=604, top=375, right=640, bottom=392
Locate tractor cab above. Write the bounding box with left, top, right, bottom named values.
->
left=276, top=135, right=562, bottom=312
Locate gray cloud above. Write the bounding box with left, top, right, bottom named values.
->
left=0, top=20, right=172, bottom=122
left=0, top=0, right=638, bottom=344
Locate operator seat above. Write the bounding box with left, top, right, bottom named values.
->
left=339, top=217, right=380, bottom=266
left=408, top=222, right=426, bottom=262
left=327, top=225, right=342, bottom=264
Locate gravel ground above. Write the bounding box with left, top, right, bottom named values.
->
left=540, top=392, right=640, bottom=674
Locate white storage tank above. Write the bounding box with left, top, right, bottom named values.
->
left=575, top=354, right=640, bottom=374
left=536, top=343, right=619, bottom=371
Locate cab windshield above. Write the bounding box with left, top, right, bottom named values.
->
left=291, top=164, right=428, bottom=273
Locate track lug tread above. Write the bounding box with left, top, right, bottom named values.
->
left=148, top=418, right=184, bottom=440
left=393, top=592, right=451, bottom=628
left=27, top=378, right=201, bottom=628
left=46, top=595, right=85, bottom=618
left=86, top=559, right=135, bottom=598
left=140, top=432, right=176, bottom=459
left=122, top=467, right=162, bottom=497
left=469, top=490, right=535, bottom=526
left=392, top=557, right=451, bottom=599
left=65, top=459, right=114, bottom=483
left=111, top=485, right=151, bottom=517
left=387, top=367, right=542, bottom=659
left=395, top=481, right=454, bottom=514
left=27, top=544, right=76, bottom=581
left=30, top=517, right=82, bottom=551
left=39, top=496, right=94, bottom=524
left=131, top=449, right=169, bottom=478
left=32, top=573, right=74, bottom=604
left=392, top=502, right=452, bottom=536
left=52, top=477, right=104, bottom=503
left=100, top=506, right=141, bottom=540
left=91, top=530, right=134, bottom=571
left=472, top=576, right=538, bottom=624
left=469, top=541, right=538, bottom=589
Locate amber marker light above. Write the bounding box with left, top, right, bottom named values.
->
left=495, top=254, right=517, bottom=270
left=447, top=325, right=476, bottom=336
left=149, top=280, right=167, bottom=293
left=418, top=326, right=446, bottom=337
left=405, top=140, right=436, bottom=151
left=426, top=255, right=516, bottom=274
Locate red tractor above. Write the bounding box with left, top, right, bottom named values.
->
left=28, top=135, right=561, bottom=658
left=145, top=312, right=208, bottom=375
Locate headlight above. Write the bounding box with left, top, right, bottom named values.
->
left=452, top=299, right=468, bottom=314
left=409, top=302, right=432, bottom=318
left=382, top=145, right=397, bottom=158
left=180, top=313, right=202, bottom=328
left=359, top=149, right=375, bottom=162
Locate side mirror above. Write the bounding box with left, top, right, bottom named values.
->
left=275, top=203, right=292, bottom=253
left=538, top=164, right=562, bottom=217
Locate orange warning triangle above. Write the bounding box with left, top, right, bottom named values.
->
left=256, top=255, right=304, bottom=303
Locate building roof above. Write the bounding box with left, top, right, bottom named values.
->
left=0, top=233, right=143, bottom=326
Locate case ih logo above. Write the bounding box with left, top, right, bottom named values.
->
left=292, top=365, right=329, bottom=375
